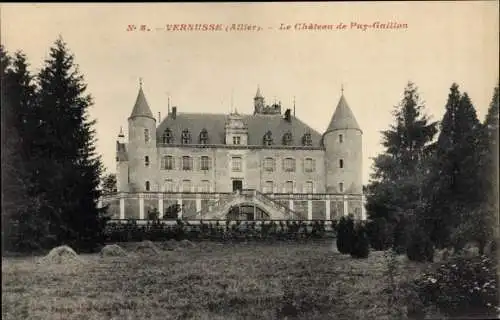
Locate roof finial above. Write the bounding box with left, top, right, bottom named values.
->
left=341, top=83, right=344, bottom=95
left=167, top=91, right=171, bottom=114
left=293, top=96, right=296, bottom=116
left=139, top=77, right=143, bottom=88
left=231, top=88, right=234, bottom=113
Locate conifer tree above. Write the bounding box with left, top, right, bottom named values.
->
left=366, top=82, right=437, bottom=250
left=34, top=37, right=108, bottom=251
left=425, top=83, right=485, bottom=250
left=1, top=47, right=45, bottom=251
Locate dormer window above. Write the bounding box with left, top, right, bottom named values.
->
left=162, top=128, right=173, bottom=144
left=302, top=132, right=312, bottom=146
left=181, top=129, right=191, bottom=144
left=263, top=131, right=273, bottom=146
left=282, top=131, right=293, bottom=146
left=199, top=128, right=209, bottom=144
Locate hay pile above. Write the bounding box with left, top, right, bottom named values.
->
left=178, top=239, right=196, bottom=249
left=162, top=239, right=179, bottom=251
left=135, top=240, right=162, bottom=255
left=38, top=245, right=81, bottom=265
left=100, top=244, right=127, bottom=258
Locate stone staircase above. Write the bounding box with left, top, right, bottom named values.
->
left=199, top=189, right=305, bottom=220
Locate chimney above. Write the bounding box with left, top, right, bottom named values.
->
left=158, top=112, right=161, bottom=122
left=284, top=108, right=291, bottom=122
left=172, top=106, right=177, bottom=119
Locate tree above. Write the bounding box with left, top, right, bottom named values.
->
left=101, top=173, right=117, bottom=194
left=1, top=47, right=46, bottom=251
left=366, top=82, right=438, bottom=250
left=424, top=83, right=485, bottom=250
left=33, top=37, right=108, bottom=252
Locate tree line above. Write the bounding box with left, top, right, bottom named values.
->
left=1, top=38, right=108, bottom=253
left=364, top=81, right=499, bottom=259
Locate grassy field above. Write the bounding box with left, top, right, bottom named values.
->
left=2, top=240, right=429, bottom=320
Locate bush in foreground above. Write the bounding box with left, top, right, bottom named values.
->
left=414, top=255, right=499, bottom=318
left=350, top=223, right=370, bottom=259
left=336, top=215, right=354, bottom=254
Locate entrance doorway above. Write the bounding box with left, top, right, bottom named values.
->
left=232, top=179, right=243, bottom=192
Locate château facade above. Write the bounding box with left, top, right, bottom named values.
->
left=104, top=84, right=365, bottom=221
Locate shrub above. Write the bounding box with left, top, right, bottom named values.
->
left=366, top=217, right=391, bottom=251
left=406, top=227, right=434, bottom=262
left=336, top=216, right=354, bottom=254
left=350, top=223, right=370, bottom=259
left=414, top=255, right=499, bottom=318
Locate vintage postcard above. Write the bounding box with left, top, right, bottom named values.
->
left=1, top=2, right=499, bottom=319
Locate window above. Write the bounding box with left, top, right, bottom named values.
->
left=182, top=156, right=193, bottom=170
left=181, top=129, right=191, bottom=144
left=144, top=129, right=150, bottom=143
left=263, top=157, right=275, bottom=172
left=200, top=180, right=210, bottom=193
left=285, top=181, right=294, bottom=193
left=182, top=180, right=192, bottom=192
left=304, top=158, right=315, bottom=172
left=339, top=159, right=344, bottom=169
left=304, top=181, right=313, bottom=193
left=199, top=129, right=209, bottom=144
left=161, top=156, right=174, bottom=170
left=263, top=131, right=273, bottom=146
left=233, top=136, right=241, bottom=145
left=144, top=156, right=150, bottom=167
left=282, top=131, right=293, bottom=145
left=339, top=182, right=344, bottom=193
left=302, top=132, right=313, bottom=146
left=164, top=179, right=174, bottom=192
left=339, top=134, right=343, bottom=143
left=200, top=156, right=210, bottom=170
left=145, top=181, right=150, bottom=191
left=283, top=157, right=296, bottom=172
left=162, top=128, right=173, bottom=144
left=264, top=181, right=274, bottom=194
left=232, top=156, right=242, bottom=172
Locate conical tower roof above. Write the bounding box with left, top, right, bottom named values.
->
left=325, top=93, right=361, bottom=133
left=129, top=83, right=154, bottom=120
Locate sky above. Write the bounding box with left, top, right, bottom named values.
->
left=1, top=2, right=498, bottom=185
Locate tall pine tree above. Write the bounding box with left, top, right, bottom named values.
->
left=34, top=37, right=108, bottom=252
left=425, top=83, right=485, bottom=250
left=366, top=82, right=437, bottom=251
left=0, top=47, right=46, bottom=251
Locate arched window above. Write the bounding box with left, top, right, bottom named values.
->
left=199, top=128, right=209, bottom=144
left=282, top=131, right=293, bottom=145
left=263, top=131, right=273, bottom=146
left=302, top=132, right=312, bottom=146
left=162, top=128, right=173, bottom=144
left=181, top=129, right=191, bottom=144
left=145, top=181, right=150, bottom=191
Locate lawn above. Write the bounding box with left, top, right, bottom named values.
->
left=2, top=240, right=428, bottom=320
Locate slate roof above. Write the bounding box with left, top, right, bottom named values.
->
left=129, top=87, right=154, bottom=120
left=325, top=94, right=361, bottom=133
left=155, top=112, right=323, bottom=147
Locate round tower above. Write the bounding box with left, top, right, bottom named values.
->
left=323, top=90, right=363, bottom=195
left=127, top=80, right=157, bottom=192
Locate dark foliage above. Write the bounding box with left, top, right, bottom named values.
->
left=350, top=223, right=370, bottom=259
